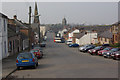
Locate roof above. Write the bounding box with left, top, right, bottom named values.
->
left=99, top=30, right=113, bottom=39
left=75, top=32, right=85, bottom=39
left=0, top=13, right=8, bottom=19
left=19, top=32, right=28, bottom=40
left=8, top=27, right=17, bottom=38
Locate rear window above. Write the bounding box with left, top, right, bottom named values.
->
left=31, top=50, right=39, bottom=53
left=18, top=53, right=33, bottom=59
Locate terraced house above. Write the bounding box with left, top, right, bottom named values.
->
left=0, top=13, right=8, bottom=60
left=110, top=21, right=120, bottom=44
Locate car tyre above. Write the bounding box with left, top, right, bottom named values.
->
left=113, top=58, right=116, bottom=60
left=17, top=66, right=20, bottom=70
left=36, top=62, right=38, bottom=66
left=33, top=64, right=37, bottom=69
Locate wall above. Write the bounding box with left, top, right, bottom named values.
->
left=99, top=37, right=110, bottom=44
left=0, top=14, right=8, bottom=60
left=78, top=32, right=97, bottom=45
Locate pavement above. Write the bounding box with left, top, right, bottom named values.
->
left=9, top=32, right=119, bottom=78
left=2, top=48, right=34, bottom=78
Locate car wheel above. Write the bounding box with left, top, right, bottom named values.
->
left=113, top=58, right=116, bottom=60
left=17, top=66, right=20, bottom=70
left=33, top=64, right=37, bottom=69
left=36, top=62, right=38, bottom=66
left=104, top=56, right=107, bottom=58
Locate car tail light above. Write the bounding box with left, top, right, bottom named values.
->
left=32, top=58, right=35, bottom=62
left=16, top=60, right=18, bottom=63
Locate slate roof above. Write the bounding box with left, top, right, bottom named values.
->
left=99, top=30, right=113, bottom=39
left=8, top=27, right=17, bottom=38
left=75, top=32, right=85, bottom=39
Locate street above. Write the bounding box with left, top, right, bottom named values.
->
left=11, top=32, right=118, bottom=78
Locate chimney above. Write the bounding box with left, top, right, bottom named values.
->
left=14, top=15, right=17, bottom=19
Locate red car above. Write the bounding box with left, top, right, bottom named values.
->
left=30, top=49, right=43, bottom=59
left=97, top=47, right=112, bottom=56
left=111, top=51, right=120, bottom=60
left=88, top=46, right=104, bottom=55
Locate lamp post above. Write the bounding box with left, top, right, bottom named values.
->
left=28, top=6, right=32, bottom=51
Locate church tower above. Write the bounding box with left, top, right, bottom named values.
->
left=33, top=2, right=40, bottom=24
left=62, top=17, right=67, bottom=26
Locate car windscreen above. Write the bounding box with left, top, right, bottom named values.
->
left=103, top=48, right=110, bottom=50
left=111, top=48, right=119, bottom=52
left=94, top=46, right=101, bottom=49
left=18, top=53, right=33, bottom=59
left=34, top=47, right=42, bottom=50
left=84, top=45, right=89, bottom=47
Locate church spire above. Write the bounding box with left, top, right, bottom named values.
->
left=33, top=2, right=40, bottom=23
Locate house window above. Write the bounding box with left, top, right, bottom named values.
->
left=101, top=38, right=102, bottom=41
left=4, top=19, right=6, bottom=32
left=105, top=38, right=107, bottom=42
left=13, top=40, right=14, bottom=50
left=4, top=41, right=6, bottom=54
left=0, top=19, right=1, bottom=31
left=115, top=35, right=118, bottom=41
left=9, top=41, right=12, bottom=51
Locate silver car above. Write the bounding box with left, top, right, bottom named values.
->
left=79, top=44, right=91, bottom=52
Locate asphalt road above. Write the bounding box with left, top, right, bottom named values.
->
left=11, top=32, right=118, bottom=78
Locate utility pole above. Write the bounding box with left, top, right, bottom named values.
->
left=28, top=6, right=31, bottom=51
left=38, top=23, right=41, bottom=47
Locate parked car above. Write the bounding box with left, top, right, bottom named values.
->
left=102, top=44, right=110, bottom=47
left=88, top=46, right=105, bottom=55
left=82, top=45, right=96, bottom=52
left=103, top=48, right=120, bottom=58
left=54, top=37, right=64, bottom=43
left=79, top=44, right=91, bottom=52
left=97, top=47, right=113, bottom=56
left=111, top=51, right=120, bottom=60
left=69, top=43, right=79, bottom=47
left=34, top=47, right=43, bottom=52
left=16, top=52, right=38, bottom=70
left=40, top=42, right=46, bottom=47
left=65, top=39, right=72, bottom=45
left=30, top=49, right=43, bottom=58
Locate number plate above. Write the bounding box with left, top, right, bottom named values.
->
left=22, top=60, right=29, bottom=62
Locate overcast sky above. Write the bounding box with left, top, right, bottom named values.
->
left=1, top=2, right=118, bottom=25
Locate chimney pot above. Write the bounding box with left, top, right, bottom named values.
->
left=14, top=15, right=17, bottom=19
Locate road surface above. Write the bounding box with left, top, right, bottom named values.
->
left=11, top=32, right=118, bottom=78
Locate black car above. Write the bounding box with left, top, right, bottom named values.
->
left=82, top=45, right=96, bottom=52
left=102, top=44, right=110, bottom=47
left=40, top=42, right=46, bottom=47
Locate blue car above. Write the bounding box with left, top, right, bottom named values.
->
left=16, top=52, right=38, bottom=70
left=69, top=43, right=79, bottom=47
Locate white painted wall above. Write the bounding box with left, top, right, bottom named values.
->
left=68, top=29, right=79, bottom=40
left=0, top=13, right=8, bottom=60
left=76, top=32, right=98, bottom=46
left=40, top=26, right=46, bottom=36
left=76, top=38, right=80, bottom=45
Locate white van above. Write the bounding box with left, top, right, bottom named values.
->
left=66, top=39, right=72, bottom=45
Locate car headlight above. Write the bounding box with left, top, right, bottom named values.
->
left=107, top=53, right=110, bottom=55
left=93, top=50, right=96, bottom=52
left=116, top=54, right=119, bottom=55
